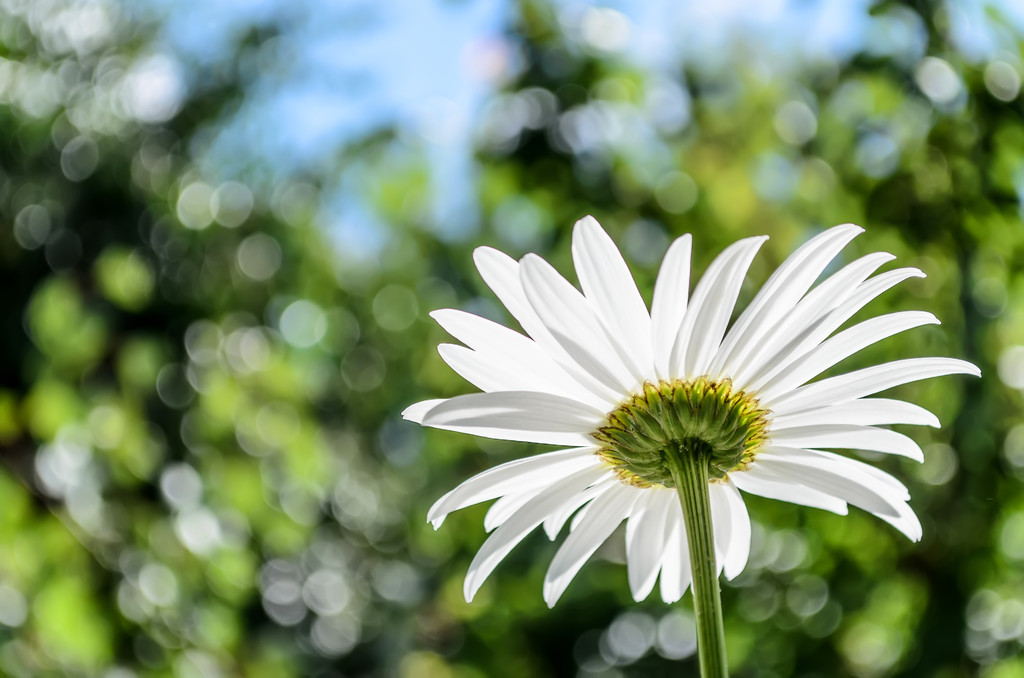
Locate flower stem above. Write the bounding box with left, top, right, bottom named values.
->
left=664, top=443, right=728, bottom=678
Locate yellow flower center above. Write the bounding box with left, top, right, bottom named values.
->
left=593, top=378, right=770, bottom=488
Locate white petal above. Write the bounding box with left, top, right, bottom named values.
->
left=875, top=499, right=923, bottom=542
left=438, top=344, right=527, bottom=394
left=651, top=235, right=692, bottom=380
left=427, top=447, right=600, bottom=528
left=754, top=311, right=939, bottom=398
left=659, top=505, right=692, bottom=603
left=572, top=216, right=653, bottom=381
left=472, top=246, right=554, bottom=345
left=757, top=446, right=909, bottom=500
left=712, top=480, right=751, bottom=580
left=746, top=266, right=926, bottom=391
left=542, top=475, right=615, bottom=539
left=767, top=358, right=980, bottom=415
left=729, top=252, right=895, bottom=388
left=431, top=309, right=608, bottom=408
left=463, top=465, right=607, bottom=601
left=770, top=398, right=939, bottom=429
left=730, top=467, right=849, bottom=514
left=751, top=457, right=902, bottom=518
left=626, top=490, right=673, bottom=601
left=768, top=424, right=924, bottom=461
left=484, top=490, right=540, bottom=532
left=544, top=485, right=639, bottom=607
left=473, top=247, right=621, bottom=406
left=520, top=253, right=638, bottom=394
left=711, top=224, right=862, bottom=379
left=708, top=483, right=731, bottom=574
left=670, top=236, right=768, bottom=379
left=420, top=391, right=603, bottom=446
left=754, top=450, right=921, bottom=540
left=402, top=399, right=447, bottom=424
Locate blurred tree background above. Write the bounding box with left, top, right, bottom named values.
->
left=0, top=0, right=1022, bottom=676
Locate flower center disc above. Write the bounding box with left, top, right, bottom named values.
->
left=593, top=378, right=770, bottom=487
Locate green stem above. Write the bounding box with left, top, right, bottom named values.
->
left=664, top=443, right=728, bottom=678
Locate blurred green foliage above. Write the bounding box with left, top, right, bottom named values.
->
left=0, top=0, right=1023, bottom=676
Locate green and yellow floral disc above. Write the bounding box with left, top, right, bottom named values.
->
left=593, top=378, right=770, bottom=487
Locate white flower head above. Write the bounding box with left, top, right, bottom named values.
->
left=403, top=217, right=979, bottom=607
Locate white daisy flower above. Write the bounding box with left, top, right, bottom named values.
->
left=403, top=217, right=979, bottom=610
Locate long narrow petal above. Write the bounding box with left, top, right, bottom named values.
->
left=402, top=399, right=447, bottom=424
left=520, top=253, right=638, bottom=394
left=754, top=451, right=921, bottom=540
left=766, top=358, right=981, bottom=415
left=420, top=391, right=604, bottom=446
left=651, top=235, right=692, bottom=380
left=542, top=476, right=616, bottom=539
left=770, top=398, right=939, bottom=430
left=708, top=483, right=732, bottom=573
left=754, top=311, right=939, bottom=398
left=751, top=457, right=902, bottom=517
left=473, top=247, right=622, bottom=405
left=427, top=447, right=600, bottom=527
left=746, top=267, right=926, bottom=390
left=712, top=480, right=751, bottom=580
left=659, top=506, right=692, bottom=603
left=768, top=424, right=924, bottom=461
left=572, top=216, right=653, bottom=381
left=543, top=485, right=639, bottom=607
left=626, top=490, right=672, bottom=601
left=438, top=344, right=531, bottom=394
left=757, top=446, right=909, bottom=500
left=711, top=224, right=862, bottom=379
left=731, top=467, right=849, bottom=514
left=464, top=465, right=607, bottom=601
left=670, top=236, right=768, bottom=379
left=431, top=309, right=608, bottom=408
left=730, top=252, right=894, bottom=388
left=484, top=490, right=540, bottom=532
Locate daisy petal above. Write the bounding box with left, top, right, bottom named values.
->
left=755, top=311, right=939, bottom=398
left=670, top=236, right=768, bottom=379
left=572, top=216, right=653, bottom=380
left=876, top=500, right=923, bottom=542
left=758, top=446, right=909, bottom=500
left=485, top=491, right=540, bottom=532
left=438, top=344, right=527, bottom=393
left=748, top=266, right=927, bottom=390
left=659, top=506, right=692, bottom=603
left=420, top=391, right=603, bottom=446
left=544, top=485, right=639, bottom=607
left=520, top=253, right=638, bottom=393
left=752, top=457, right=902, bottom=518
left=464, top=465, right=607, bottom=601
left=708, top=483, right=732, bottom=573
left=473, top=247, right=621, bottom=405
left=768, top=424, right=924, bottom=461
left=431, top=309, right=608, bottom=408
left=651, top=235, right=692, bottom=380
left=713, top=480, right=751, bottom=580
left=731, top=467, right=849, bottom=514
left=730, top=252, right=895, bottom=388
left=770, top=398, right=939, bottom=429
left=626, top=490, right=673, bottom=601
left=730, top=252, right=895, bottom=385
left=712, top=224, right=862, bottom=379
left=767, top=358, right=980, bottom=415
left=427, top=447, right=599, bottom=528
left=542, top=476, right=615, bottom=539
left=402, top=399, right=447, bottom=424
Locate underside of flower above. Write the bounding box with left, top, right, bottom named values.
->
left=594, top=378, right=770, bottom=487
